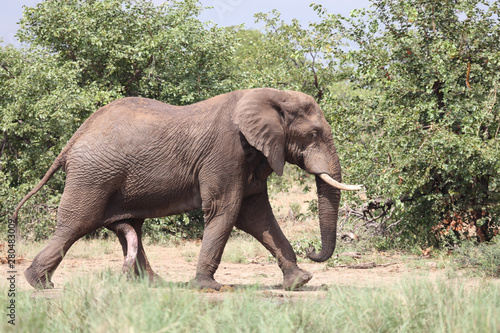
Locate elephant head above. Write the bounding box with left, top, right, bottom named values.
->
left=234, top=88, right=362, bottom=262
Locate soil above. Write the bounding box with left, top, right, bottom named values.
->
left=2, top=239, right=455, bottom=301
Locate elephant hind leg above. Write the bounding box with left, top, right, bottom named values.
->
left=130, top=219, right=162, bottom=282
left=25, top=224, right=87, bottom=289
left=25, top=183, right=114, bottom=289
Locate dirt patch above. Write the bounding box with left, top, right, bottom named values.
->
left=2, top=239, right=453, bottom=301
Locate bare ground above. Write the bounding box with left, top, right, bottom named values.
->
left=2, top=237, right=462, bottom=302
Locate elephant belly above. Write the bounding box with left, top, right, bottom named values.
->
left=103, top=182, right=203, bottom=223
left=65, top=143, right=205, bottom=223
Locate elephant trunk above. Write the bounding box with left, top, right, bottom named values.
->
left=307, top=170, right=342, bottom=263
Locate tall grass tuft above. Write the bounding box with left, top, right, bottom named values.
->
left=453, top=238, right=500, bottom=277
left=3, top=271, right=499, bottom=332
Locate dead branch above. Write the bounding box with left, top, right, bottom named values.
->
left=333, top=262, right=400, bottom=269
left=339, top=198, right=402, bottom=239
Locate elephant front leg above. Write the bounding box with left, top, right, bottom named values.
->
left=236, top=192, right=313, bottom=290
left=189, top=197, right=241, bottom=291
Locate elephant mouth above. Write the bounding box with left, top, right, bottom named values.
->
left=318, top=173, right=364, bottom=192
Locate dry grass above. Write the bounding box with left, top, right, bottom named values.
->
left=18, top=238, right=116, bottom=260
left=222, top=235, right=271, bottom=263
left=269, top=180, right=316, bottom=223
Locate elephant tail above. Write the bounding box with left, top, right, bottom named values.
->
left=9, top=154, right=65, bottom=240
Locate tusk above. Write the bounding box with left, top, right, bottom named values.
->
left=319, top=174, right=364, bottom=191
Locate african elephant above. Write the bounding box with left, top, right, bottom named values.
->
left=10, top=88, right=362, bottom=290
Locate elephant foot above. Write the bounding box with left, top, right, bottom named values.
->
left=283, top=267, right=313, bottom=290
left=146, top=271, right=165, bottom=285
left=121, top=260, right=136, bottom=275
left=189, top=274, right=222, bottom=291
left=25, top=266, right=54, bottom=290
left=125, top=267, right=164, bottom=285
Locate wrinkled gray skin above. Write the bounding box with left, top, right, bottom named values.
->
left=11, top=88, right=353, bottom=290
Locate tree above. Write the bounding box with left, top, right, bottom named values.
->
left=3, top=0, right=237, bottom=188
left=1, top=46, right=116, bottom=185
left=16, top=0, right=236, bottom=104
left=230, top=10, right=346, bottom=102
left=0, top=45, right=117, bottom=239
left=1, top=0, right=237, bottom=240
left=315, top=0, right=500, bottom=245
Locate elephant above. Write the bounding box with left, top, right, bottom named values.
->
left=10, top=88, right=362, bottom=291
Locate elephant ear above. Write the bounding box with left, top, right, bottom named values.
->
left=233, top=88, right=287, bottom=176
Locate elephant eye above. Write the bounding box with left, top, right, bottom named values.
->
left=310, top=131, right=318, bottom=141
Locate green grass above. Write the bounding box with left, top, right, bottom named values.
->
left=452, top=239, right=500, bottom=278
left=3, top=271, right=499, bottom=333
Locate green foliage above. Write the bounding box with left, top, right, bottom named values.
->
left=143, top=210, right=205, bottom=243
left=316, top=0, right=500, bottom=246
left=0, top=182, right=59, bottom=241
left=17, top=0, right=235, bottom=104
left=2, top=0, right=236, bottom=191
left=230, top=10, right=346, bottom=100
left=306, top=198, right=319, bottom=217
left=3, top=0, right=500, bottom=250
left=0, top=46, right=117, bottom=188
left=290, top=235, right=321, bottom=257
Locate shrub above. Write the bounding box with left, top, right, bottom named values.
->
left=318, top=0, right=500, bottom=246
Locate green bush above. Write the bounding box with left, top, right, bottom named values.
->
left=3, top=0, right=500, bottom=251
left=318, top=0, right=500, bottom=246
left=290, top=236, right=321, bottom=258
left=0, top=182, right=59, bottom=242
left=143, top=210, right=205, bottom=243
